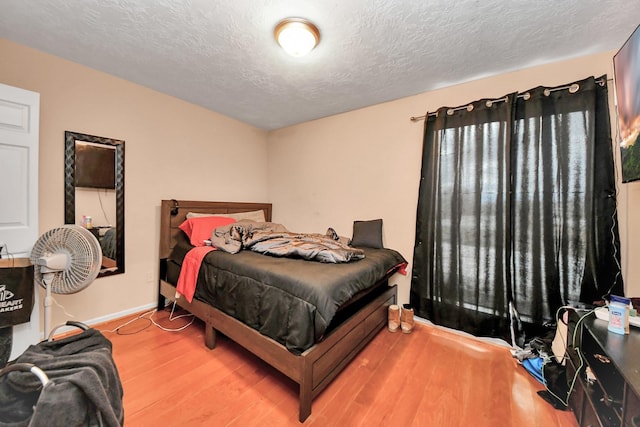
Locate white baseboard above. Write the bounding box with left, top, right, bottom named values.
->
left=45, top=302, right=158, bottom=338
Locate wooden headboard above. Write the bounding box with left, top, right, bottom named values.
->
left=159, top=199, right=272, bottom=259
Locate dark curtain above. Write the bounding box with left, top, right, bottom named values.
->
left=410, top=76, right=623, bottom=341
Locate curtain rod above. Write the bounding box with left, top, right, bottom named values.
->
left=409, top=78, right=608, bottom=122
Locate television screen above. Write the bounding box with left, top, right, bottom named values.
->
left=614, top=23, right=640, bottom=183
left=75, top=142, right=116, bottom=189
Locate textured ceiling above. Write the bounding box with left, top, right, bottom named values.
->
left=1, top=1, right=639, bottom=130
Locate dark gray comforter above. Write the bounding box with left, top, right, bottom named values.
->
left=190, top=246, right=407, bottom=354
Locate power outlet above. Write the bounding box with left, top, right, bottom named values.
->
left=145, top=271, right=154, bottom=283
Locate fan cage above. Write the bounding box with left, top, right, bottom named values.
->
left=31, top=225, right=102, bottom=294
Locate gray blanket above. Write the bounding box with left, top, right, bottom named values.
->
left=0, top=329, right=124, bottom=426
left=211, top=221, right=365, bottom=263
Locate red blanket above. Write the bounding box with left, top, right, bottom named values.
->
left=175, top=246, right=215, bottom=303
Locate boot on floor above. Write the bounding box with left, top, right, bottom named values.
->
left=388, top=304, right=400, bottom=332
left=400, top=304, right=414, bottom=334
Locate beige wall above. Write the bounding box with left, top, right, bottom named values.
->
left=2, top=37, right=638, bottom=331
left=0, top=38, right=269, bottom=329
left=268, top=51, right=640, bottom=305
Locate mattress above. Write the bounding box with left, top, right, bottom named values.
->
left=167, top=235, right=406, bottom=353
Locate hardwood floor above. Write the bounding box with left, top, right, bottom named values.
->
left=95, top=308, right=578, bottom=426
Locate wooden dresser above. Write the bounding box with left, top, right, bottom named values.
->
left=566, top=314, right=640, bottom=427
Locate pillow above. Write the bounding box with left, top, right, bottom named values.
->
left=350, top=219, right=383, bottom=249
left=186, top=209, right=266, bottom=223
left=178, top=216, right=236, bottom=246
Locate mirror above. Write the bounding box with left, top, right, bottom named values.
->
left=64, top=131, right=125, bottom=277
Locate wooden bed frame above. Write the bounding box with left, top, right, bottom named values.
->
left=157, top=199, right=397, bottom=422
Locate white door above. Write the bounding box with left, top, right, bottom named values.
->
left=0, top=83, right=40, bottom=358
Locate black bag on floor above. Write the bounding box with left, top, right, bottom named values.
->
left=0, top=259, right=34, bottom=327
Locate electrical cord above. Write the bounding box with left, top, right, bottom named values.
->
left=601, top=198, right=623, bottom=302
left=100, top=301, right=194, bottom=335
left=100, top=309, right=154, bottom=335
left=541, top=306, right=596, bottom=407
left=150, top=301, right=195, bottom=332
left=97, top=188, right=111, bottom=226
left=601, top=99, right=625, bottom=303
left=52, top=297, right=76, bottom=319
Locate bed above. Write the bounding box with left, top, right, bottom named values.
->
left=157, top=199, right=406, bottom=422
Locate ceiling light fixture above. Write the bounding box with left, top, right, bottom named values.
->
left=274, top=18, right=320, bottom=57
